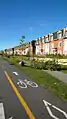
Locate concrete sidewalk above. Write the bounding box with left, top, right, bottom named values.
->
left=44, top=70, right=67, bottom=83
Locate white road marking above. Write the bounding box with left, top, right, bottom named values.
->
left=13, top=72, right=18, bottom=76
left=24, top=79, right=38, bottom=88
left=43, top=100, right=59, bottom=119
left=43, top=100, right=67, bottom=119
left=17, top=79, right=27, bottom=88
left=0, top=102, right=5, bottom=119
left=9, top=117, right=13, bottom=119
left=52, top=105, right=67, bottom=118
left=17, top=79, right=38, bottom=88
left=0, top=102, right=13, bottom=119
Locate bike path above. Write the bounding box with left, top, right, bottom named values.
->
left=0, top=59, right=29, bottom=119
left=1, top=58, right=67, bottom=119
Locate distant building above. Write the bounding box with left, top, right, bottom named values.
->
left=5, top=27, right=67, bottom=56
left=35, top=27, right=67, bottom=55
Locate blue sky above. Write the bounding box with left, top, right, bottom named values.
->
left=0, top=0, right=67, bottom=50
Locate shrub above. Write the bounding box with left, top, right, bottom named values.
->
left=43, top=60, right=61, bottom=71
left=30, top=60, right=43, bottom=69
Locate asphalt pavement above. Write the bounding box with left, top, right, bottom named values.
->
left=0, top=58, right=67, bottom=119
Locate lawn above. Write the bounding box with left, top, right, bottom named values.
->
left=62, top=70, right=67, bottom=73
left=2, top=56, right=67, bottom=100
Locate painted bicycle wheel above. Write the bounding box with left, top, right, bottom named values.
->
left=28, top=81, right=38, bottom=88
left=17, top=80, right=27, bottom=88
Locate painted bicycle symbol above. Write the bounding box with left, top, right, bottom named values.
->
left=17, top=79, right=38, bottom=88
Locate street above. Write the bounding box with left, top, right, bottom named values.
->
left=0, top=58, right=67, bottom=119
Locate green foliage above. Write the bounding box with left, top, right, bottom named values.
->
left=20, top=36, right=25, bottom=45
left=22, top=36, right=25, bottom=39
left=30, top=59, right=61, bottom=71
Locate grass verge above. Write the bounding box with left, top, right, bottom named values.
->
left=2, top=56, right=67, bottom=101
left=62, top=70, right=67, bottom=73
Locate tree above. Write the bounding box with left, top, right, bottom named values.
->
left=5, top=49, right=7, bottom=52
left=20, top=36, right=25, bottom=45
left=12, top=48, right=14, bottom=56
left=31, top=40, right=36, bottom=60
left=20, top=36, right=25, bottom=54
left=4, top=49, right=7, bottom=56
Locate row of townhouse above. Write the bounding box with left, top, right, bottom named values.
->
left=35, top=27, right=67, bottom=55
left=5, top=27, right=67, bottom=56
left=6, top=42, right=32, bottom=56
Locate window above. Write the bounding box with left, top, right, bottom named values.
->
left=65, top=31, right=67, bottom=37
left=40, top=37, right=42, bottom=43
left=61, top=29, right=64, bottom=37
left=48, top=35, right=50, bottom=41
left=39, top=38, right=41, bottom=44
left=37, top=39, right=39, bottom=44
left=41, top=49, right=43, bottom=52
left=53, top=32, right=57, bottom=39
left=58, top=42, right=62, bottom=47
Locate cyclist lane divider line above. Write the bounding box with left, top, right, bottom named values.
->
left=4, top=70, right=36, bottom=119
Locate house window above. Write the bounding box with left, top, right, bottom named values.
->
left=40, top=37, right=42, bottom=43
left=41, top=49, right=43, bottom=52
left=58, top=42, right=62, bottom=47
left=37, top=39, right=39, bottom=44
left=65, top=31, right=67, bottom=37
left=57, top=33, right=62, bottom=39
left=61, top=29, right=64, bottom=37
left=39, top=39, right=41, bottom=44
left=48, top=35, right=50, bottom=41
left=53, top=32, right=57, bottom=39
